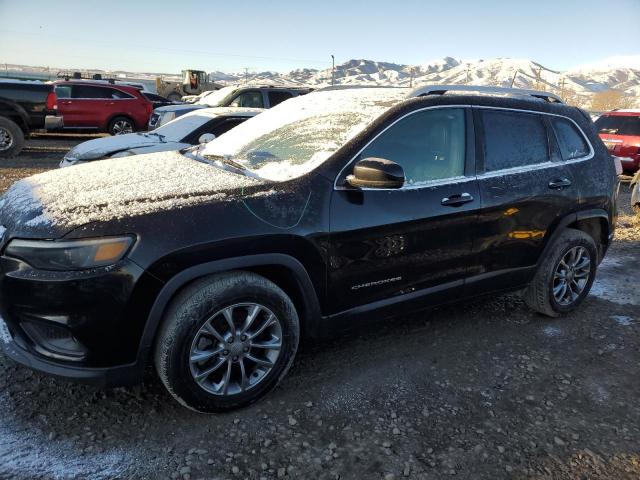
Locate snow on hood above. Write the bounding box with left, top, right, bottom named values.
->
left=65, top=133, right=165, bottom=161
left=0, top=151, right=260, bottom=237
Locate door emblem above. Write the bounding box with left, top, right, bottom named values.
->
left=351, top=276, right=402, bottom=291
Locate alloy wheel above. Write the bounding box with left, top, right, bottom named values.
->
left=552, top=246, right=591, bottom=306
left=0, top=127, right=13, bottom=152
left=112, top=120, right=133, bottom=135
left=189, top=303, right=283, bottom=396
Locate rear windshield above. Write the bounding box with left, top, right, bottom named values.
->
left=595, top=115, right=640, bottom=136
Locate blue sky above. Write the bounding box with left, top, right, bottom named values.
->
left=0, top=0, right=638, bottom=74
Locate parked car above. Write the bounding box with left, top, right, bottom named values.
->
left=60, top=107, right=262, bottom=167
left=53, top=80, right=154, bottom=135
left=142, top=92, right=180, bottom=109
left=0, top=80, right=63, bottom=157
left=149, top=85, right=310, bottom=129
left=0, top=85, right=617, bottom=412
left=595, top=109, right=640, bottom=173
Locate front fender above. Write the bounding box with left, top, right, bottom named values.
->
left=135, top=253, right=323, bottom=365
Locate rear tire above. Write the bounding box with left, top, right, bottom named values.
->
left=523, top=229, right=598, bottom=317
left=0, top=117, right=25, bottom=158
left=154, top=271, right=299, bottom=413
left=108, top=116, right=135, bottom=136
left=167, top=92, right=182, bottom=102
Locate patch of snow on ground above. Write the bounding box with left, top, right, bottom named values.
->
left=543, top=325, right=562, bottom=338
left=0, top=424, right=135, bottom=479
left=611, top=315, right=634, bottom=326
left=590, top=254, right=639, bottom=306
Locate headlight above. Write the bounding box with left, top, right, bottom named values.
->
left=4, top=237, right=134, bottom=271
left=157, top=112, right=176, bottom=127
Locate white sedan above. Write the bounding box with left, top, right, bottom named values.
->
left=60, top=107, right=262, bottom=167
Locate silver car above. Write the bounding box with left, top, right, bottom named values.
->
left=60, top=107, right=262, bottom=167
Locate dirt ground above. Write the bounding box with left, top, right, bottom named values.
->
left=0, top=135, right=639, bottom=480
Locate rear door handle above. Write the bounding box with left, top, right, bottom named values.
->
left=548, top=178, right=572, bottom=189
left=441, top=192, right=474, bottom=207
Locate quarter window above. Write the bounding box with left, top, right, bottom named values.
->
left=551, top=117, right=589, bottom=160
left=109, top=88, right=134, bottom=99
left=71, top=86, right=111, bottom=99
left=356, top=108, right=466, bottom=185
left=481, top=110, right=549, bottom=172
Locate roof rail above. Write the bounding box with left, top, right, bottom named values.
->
left=316, top=85, right=408, bottom=92
left=409, top=84, right=564, bottom=103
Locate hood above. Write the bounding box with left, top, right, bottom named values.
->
left=155, top=104, right=206, bottom=114
left=0, top=151, right=261, bottom=239
left=65, top=133, right=167, bottom=161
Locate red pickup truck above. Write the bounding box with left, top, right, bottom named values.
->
left=595, top=110, right=640, bottom=174
left=53, top=80, right=153, bottom=135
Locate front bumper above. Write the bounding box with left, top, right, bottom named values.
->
left=0, top=255, right=163, bottom=386
left=44, top=115, right=64, bottom=130
left=620, top=156, right=639, bottom=173
left=0, top=318, right=143, bottom=387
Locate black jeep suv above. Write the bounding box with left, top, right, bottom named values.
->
left=0, top=86, right=617, bottom=412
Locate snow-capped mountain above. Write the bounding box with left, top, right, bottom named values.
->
left=211, top=56, right=640, bottom=107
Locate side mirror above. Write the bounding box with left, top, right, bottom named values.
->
left=346, top=157, right=404, bottom=189
left=198, top=133, right=216, bottom=144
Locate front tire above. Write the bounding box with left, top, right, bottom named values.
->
left=0, top=117, right=25, bottom=158
left=523, top=229, right=598, bottom=317
left=154, top=271, right=299, bottom=413
left=108, top=116, right=135, bottom=135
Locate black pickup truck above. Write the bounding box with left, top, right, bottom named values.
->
left=0, top=80, right=64, bottom=157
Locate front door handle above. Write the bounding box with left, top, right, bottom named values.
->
left=548, top=178, right=572, bottom=189
left=441, top=192, right=474, bottom=207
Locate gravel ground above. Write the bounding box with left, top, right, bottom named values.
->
left=0, top=137, right=639, bottom=480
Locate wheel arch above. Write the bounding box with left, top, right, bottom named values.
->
left=0, top=100, right=30, bottom=133
left=137, top=253, right=323, bottom=366
left=105, top=113, right=136, bottom=132
left=540, top=209, right=610, bottom=266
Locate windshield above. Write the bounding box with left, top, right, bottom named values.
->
left=201, top=88, right=408, bottom=181
left=195, top=86, right=238, bottom=106
left=151, top=111, right=215, bottom=141
left=595, top=115, right=640, bottom=136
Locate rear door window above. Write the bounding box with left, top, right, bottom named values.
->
left=550, top=117, right=590, bottom=160
left=481, top=110, right=549, bottom=172
left=595, top=115, right=640, bottom=135
left=267, top=91, right=293, bottom=107
left=71, top=85, right=111, bottom=99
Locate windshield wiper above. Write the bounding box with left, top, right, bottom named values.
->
left=145, top=132, right=167, bottom=142
left=201, top=154, right=250, bottom=174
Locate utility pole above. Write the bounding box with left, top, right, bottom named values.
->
left=559, top=76, right=566, bottom=99
left=535, top=66, right=543, bottom=90
left=510, top=69, right=519, bottom=88
left=465, top=64, right=471, bottom=84
left=409, top=67, right=415, bottom=88
left=244, top=67, right=249, bottom=85
left=331, top=55, right=335, bottom=86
